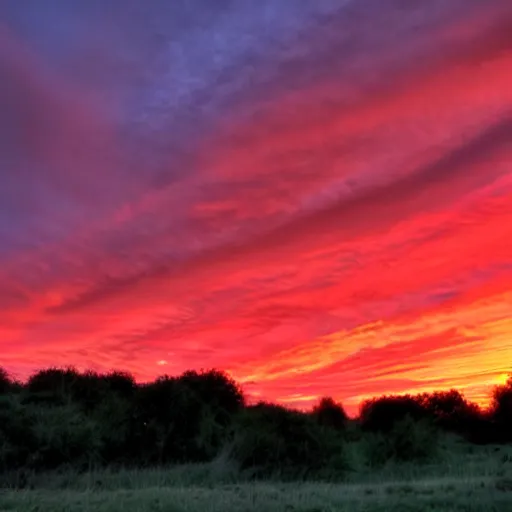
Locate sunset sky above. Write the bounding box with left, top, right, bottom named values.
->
left=1, top=0, right=511, bottom=414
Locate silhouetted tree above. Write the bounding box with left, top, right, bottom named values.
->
left=67, top=371, right=107, bottom=411
left=124, top=369, right=245, bottom=464
left=26, top=367, right=80, bottom=403
left=416, top=389, right=484, bottom=436
left=417, top=389, right=467, bottom=417
left=28, top=402, right=102, bottom=470
left=179, top=369, right=245, bottom=416
left=102, top=370, right=136, bottom=399
left=312, top=396, right=348, bottom=430
left=227, top=402, right=346, bottom=478
left=0, top=368, right=12, bottom=394
left=129, top=374, right=228, bottom=464
left=359, top=394, right=428, bottom=432
left=0, top=394, right=37, bottom=471
left=362, top=415, right=439, bottom=467
left=490, top=376, right=512, bottom=441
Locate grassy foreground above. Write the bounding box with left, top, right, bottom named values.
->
left=1, top=443, right=511, bottom=512
left=2, top=478, right=512, bottom=512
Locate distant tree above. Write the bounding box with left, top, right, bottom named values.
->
left=25, top=368, right=101, bottom=409
left=312, top=396, right=348, bottom=430
left=0, top=394, right=37, bottom=471
left=25, top=367, right=81, bottom=405
left=417, top=389, right=467, bottom=417
left=26, top=367, right=77, bottom=394
left=419, top=389, right=492, bottom=442
left=102, top=370, right=136, bottom=399
left=128, top=375, right=207, bottom=463
left=127, top=371, right=243, bottom=464
left=362, top=415, right=439, bottom=467
left=490, top=376, right=512, bottom=441
left=227, top=401, right=346, bottom=478
left=28, top=402, right=102, bottom=471
left=68, top=370, right=106, bottom=411
left=178, top=369, right=245, bottom=416
left=359, top=394, right=427, bottom=432
left=416, top=389, right=484, bottom=434
left=87, top=392, right=134, bottom=465
left=0, top=368, right=12, bottom=394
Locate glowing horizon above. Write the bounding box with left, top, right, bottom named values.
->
left=1, top=0, right=511, bottom=416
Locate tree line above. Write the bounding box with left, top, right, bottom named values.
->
left=0, top=366, right=511, bottom=479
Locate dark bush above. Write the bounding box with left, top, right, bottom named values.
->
left=25, top=368, right=136, bottom=413
left=67, top=371, right=107, bottom=411
left=129, top=376, right=193, bottom=464
left=90, top=395, right=134, bottom=464
left=179, top=369, right=245, bottom=416
left=490, top=377, right=512, bottom=441
left=226, top=402, right=346, bottom=479
left=417, top=389, right=467, bottom=417
left=312, top=396, right=348, bottom=430
left=128, top=373, right=236, bottom=464
left=416, top=389, right=487, bottom=439
left=362, top=415, right=439, bottom=467
left=360, top=394, right=428, bottom=432
left=28, top=403, right=102, bottom=470
left=68, top=370, right=136, bottom=413
left=0, top=368, right=12, bottom=394
left=102, top=370, right=136, bottom=399
left=26, top=367, right=81, bottom=404
left=0, top=395, right=37, bottom=471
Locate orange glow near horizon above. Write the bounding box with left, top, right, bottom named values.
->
left=1, top=1, right=511, bottom=416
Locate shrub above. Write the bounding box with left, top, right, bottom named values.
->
left=0, top=368, right=12, bottom=394
left=67, top=371, right=107, bottom=411
left=362, top=415, right=439, bottom=467
left=28, top=403, right=102, bottom=470
left=102, top=370, right=136, bottom=399
left=360, top=394, right=427, bottom=432
left=416, top=389, right=484, bottom=435
left=0, top=395, right=37, bottom=471
left=178, top=369, right=245, bottom=417
left=312, top=396, right=348, bottom=430
left=90, top=395, right=134, bottom=464
left=225, top=402, right=347, bottom=479
left=27, top=367, right=79, bottom=394
left=489, top=377, right=512, bottom=441
left=25, top=367, right=83, bottom=408
left=130, top=377, right=211, bottom=464
left=129, top=371, right=243, bottom=464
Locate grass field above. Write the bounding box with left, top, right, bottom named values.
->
left=1, top=477, right=512, bottom=512
left=1, top=442, right=511, bottom=512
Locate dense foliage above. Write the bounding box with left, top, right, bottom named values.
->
left=0, top=366, right=511, bottom=480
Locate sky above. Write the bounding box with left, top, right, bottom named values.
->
left=0, top=0, right=511, bottom=414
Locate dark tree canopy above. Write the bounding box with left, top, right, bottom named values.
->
left=359, top=394, right=428, bottom=432
left=312, top=396, right=348, bottom=430
left=490, top=377, right=512, bottom=440
left=0, top=368, right=12, bottom=394
left=26, top=367, right=80, bottom=395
